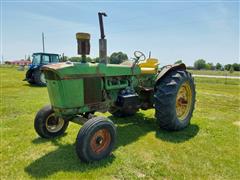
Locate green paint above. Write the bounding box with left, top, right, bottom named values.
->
left=47, top=79, right=84, bottom=108
left=43, top=61, right=155, bottom=117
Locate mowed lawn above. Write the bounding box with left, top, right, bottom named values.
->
left=1, top=66, right=240, bottom=179
left=188, top=69, right=240, bottom=77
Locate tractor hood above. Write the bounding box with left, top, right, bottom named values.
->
left=42, top=61, right=141, bottom=80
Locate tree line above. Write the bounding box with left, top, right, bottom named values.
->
left=192, top=59, right=240, bottom=71
left=62, top=52, right=128, bottom=64
left=63, top=52, right=240, bottom=72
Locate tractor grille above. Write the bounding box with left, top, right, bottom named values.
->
left=84, top=77, right=102, bottom=104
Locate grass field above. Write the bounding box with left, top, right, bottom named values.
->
left=1, top=67, right=240, bottom=179
left=188, top=69, right=240, bottom=76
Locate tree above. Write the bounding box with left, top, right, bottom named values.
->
left=27, top=55, right=31, bottom=61
left=85, top=57, right=93, bottom=62
left=68, top=56, right=81, bottom=62
left=61, top=56, right=69, bottom=62
left=205, top=63, right=214, bottom=70
left=229, top=65, right=234, bottom=73
left=174, top=60, right=183, bottom=64
left=194, top=59, right=206, bottom=70
left=93, top=56, right=110, bottom=63
left=93, top=57, right=100, bottom=63
left=224, top=64, right=232, bottom=71
left=216, top=63, right=222, bottom=70
left=68, top=56, right=92, bottom=62
left=232, top=63, right=240, bottom=71
left=109, top=52, right=128, bottom=64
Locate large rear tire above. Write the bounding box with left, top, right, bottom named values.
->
left=27, top=78, right=35, bottom=85
left=34, top=70, right=46, bottom=86
left=25, top=70, right=35, bottom=85
left=154, top=70, right=195, bottom=130
left=34, top=105, right=69, bottom=138
left=76, top=117, right=116, bottom=162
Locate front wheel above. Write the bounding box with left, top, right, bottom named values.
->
left=76, top=117, right=116, bottom=162
left=34, top=105, right=69, bottom=138
left=154, top=70, right=196, bottom=130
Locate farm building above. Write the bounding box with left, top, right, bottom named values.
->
left=5, top=60, right=31, bottom=66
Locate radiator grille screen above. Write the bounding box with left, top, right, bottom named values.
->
left=84, top=77, right=102, bottom=104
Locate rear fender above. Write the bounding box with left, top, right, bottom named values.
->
left=155, top=63, right=186, bottom=85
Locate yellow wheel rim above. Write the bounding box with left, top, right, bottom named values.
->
left=176, top=81, right=193, bottom=121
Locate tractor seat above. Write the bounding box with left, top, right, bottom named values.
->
left=138, top=58, right=159, bottom=74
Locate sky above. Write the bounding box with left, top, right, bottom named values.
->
left=0, top=0, right=239, bottom=66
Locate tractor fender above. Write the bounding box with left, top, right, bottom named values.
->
left=155, top=63, right=186, bottom=84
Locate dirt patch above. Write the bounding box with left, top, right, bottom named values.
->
left=233, top=121, right=240, bottom=127
left=136, top=172, right=146, bottom=178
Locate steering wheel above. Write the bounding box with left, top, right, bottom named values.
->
left=134, top=51, right=146, bottom=62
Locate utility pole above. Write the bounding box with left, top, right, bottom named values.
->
left=42, top=32, right=45, bottom=53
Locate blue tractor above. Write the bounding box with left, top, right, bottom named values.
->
left=24, top=53, right=60, bottom=86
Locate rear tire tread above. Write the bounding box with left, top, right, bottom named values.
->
left=154, top=70, right=196, bottom=131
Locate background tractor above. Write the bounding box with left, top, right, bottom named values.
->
left=24, top=52, right=60, bottom=86
left=34, top=12, right=196, bottom=163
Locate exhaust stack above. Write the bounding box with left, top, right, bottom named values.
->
left=98, top=12, right=107, bottom=64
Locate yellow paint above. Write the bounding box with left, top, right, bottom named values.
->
left=233, top=121, right=240, bottom=127
left=76, top=32, right=91, bottom=40
left=138, top=58, right=159, bottom=74
left=176, top=82, right=193, bottom=121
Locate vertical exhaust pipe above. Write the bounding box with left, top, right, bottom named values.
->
left=98, top=12, right=107, bottom=64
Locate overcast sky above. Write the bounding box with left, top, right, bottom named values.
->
left=1, top=0, right=239, bottom=66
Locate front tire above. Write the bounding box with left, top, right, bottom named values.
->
left=76, top=117, right=116, bottom=162
left=34, top=105, right=69, bottom=138
left=154, top=70, right=196, bottom=130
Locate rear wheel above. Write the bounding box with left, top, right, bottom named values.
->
left=76, top=117, right=116, bottom=162
left=34, top=105, right=69, bottom=138
left=154, top=70, right=195, bottom=130
left=26, top=70, right=35, bottom=85
left=27, top=78, right=35, bottom=85
left=34, top=70, right=46, bottom=86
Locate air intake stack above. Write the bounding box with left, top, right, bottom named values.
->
left=76, top=32, right=90, bottom=63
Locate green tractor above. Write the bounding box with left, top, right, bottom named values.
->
left=34, top=12, right=196, bottom=162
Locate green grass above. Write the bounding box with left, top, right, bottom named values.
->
left=1, top=67, right=240, bottom=179
left=188, top=69, right=240, bottom=76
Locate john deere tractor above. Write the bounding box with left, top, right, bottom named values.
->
left=34, top=12, right=196, bottom=162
